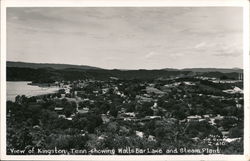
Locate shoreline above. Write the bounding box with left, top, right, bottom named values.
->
left=7, top=81, right=61, bottom=102
left=27, top=82, right=59, bottom=88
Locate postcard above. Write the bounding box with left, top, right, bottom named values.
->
left=1, top=0, right=249, bottom=160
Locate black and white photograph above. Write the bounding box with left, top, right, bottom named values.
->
left=1, top=0, right=249, bottom=160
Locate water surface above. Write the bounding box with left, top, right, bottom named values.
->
left=7, top=81, right=60, bottom=101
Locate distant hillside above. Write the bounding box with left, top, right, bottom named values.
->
left=7, top=61, right=102, bottom=70
left=161, top=68, right=179, bottom=71
left=6, top=61, right=243, bottom=82
left=7, top=67, right=191, bottom=82
left=8, top=62, right=243, bottom=73
left=181, top=68, right=243, bottom=73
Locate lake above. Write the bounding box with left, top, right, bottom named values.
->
left=7, top=81, right=60, bottom=101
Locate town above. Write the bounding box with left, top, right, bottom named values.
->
left=7, top=73, right=244, bottom=155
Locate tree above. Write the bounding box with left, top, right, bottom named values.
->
left=62, top=100, right=76, bottom=117
left=221, top=117, right=238, bottom=130
left=109, top=105, right=118, bottom=117
left=73, top=117, right=88, bottom=130
left=86, top=114, right=103, bottom=133
left=136, top=102, right=154, bottom=118
left=229, top=126, right=243, bottom=138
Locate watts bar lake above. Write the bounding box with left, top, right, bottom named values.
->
left=7, top=81, right=60, bottom=101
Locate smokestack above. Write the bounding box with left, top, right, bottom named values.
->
left=239, top=73, right=243, bottom=80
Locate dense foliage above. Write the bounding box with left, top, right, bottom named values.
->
left=6, top=70, right=243, bottom=155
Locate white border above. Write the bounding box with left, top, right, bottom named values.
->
left=243, top=2, right=250, bottom=159
left=0, top=0, right=249, bottom=161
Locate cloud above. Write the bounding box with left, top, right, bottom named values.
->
left=194, top=42, right=206, bottom=49
left=7, top=7, right=243, bottom=69
left=213, top=52, right=240, bottom=57
left=145, top=51, right=160, bottom=59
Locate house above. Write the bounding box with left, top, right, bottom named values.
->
left=214, top=114, right=224, bottom=120
left=145, top=116, right=161, bottom=120
left=123, top=112, right=136, bottom=118
left=209, top=118, right=216, bottom=125
left=36, top=99, right=45, bottom=103
left=101, top=114, right=110, bottom=123
left=198, top=118, right=206, bottom=122
left=58, top=114, right=66, bottom=118
left=78, top=107, right=89, bottom=114
left=208, top=115, right=224, bottom=125
left=203, top=114, right=210, bottom=118
left=191, top=137, right=200, bottom=142
left=102, top=88, right=109, bottom=94
left=148, top=135, right=156, bottom=142
left=179, top=119, right=187, bottom=123
left=98, top=135, right=106, bottom=140
left=83, top=98, right=90, bottom=102
left=183, top=81, right=196, bottom=86
left=187, top=115, right=202, bottom=122
left=66, top=117, right=73, bottom=121
left=236, top=103, right=243, bottom=109
left=54, top=107, right=64, bottom=111
left=221, top=131, right=230, bottom=137
left=110, top=77, right=119, bottom=80
left=146, top=87, right=165, bottom=95
left=33, top=125, right=40, bottom=129
left=136, top=95, right=153, bottom=103
left=137, top=116, right=161, bottom=122
left=54, top=107, right=64, bottom=114
left=136, top=131, right=144, bottom=138
left=93, top=91, right=99, bottom=94
left=213, top=80, right=241, bottom=84
left=153, top=102, right=158, bottom=108
left=223, top=87, right=243, bottom=94
left=124, top=118, right=132, bottom=121
left=164, top=82, right=182, bottom=89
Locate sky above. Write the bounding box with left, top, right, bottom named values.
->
left=7, top=7, right=243, bottom=69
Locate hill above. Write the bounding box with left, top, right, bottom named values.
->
left=6, top=61, right=242, bottom=82
left=7, top=61, right=102, bottom=70
left=181, top=68, right=243, bottom=73
left=8, top=61, right=243, bottom=73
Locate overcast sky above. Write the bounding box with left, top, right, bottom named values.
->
left=7, top=7, right=243, bottom=69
